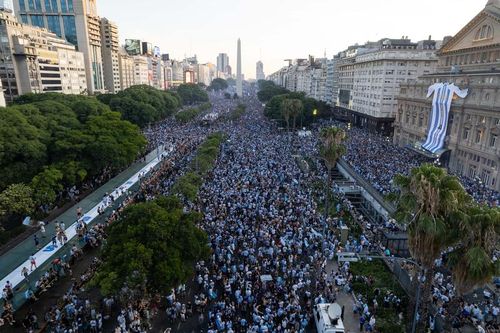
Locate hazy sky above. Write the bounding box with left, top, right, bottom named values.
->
left=97, top=0, right=485, bottom=79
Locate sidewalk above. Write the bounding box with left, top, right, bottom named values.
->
left=326, top=259, right=361, bottom=333
left=0, top=146, right=168, bottom=311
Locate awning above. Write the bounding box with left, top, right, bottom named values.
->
left=405, top=143, right=449, bottom=159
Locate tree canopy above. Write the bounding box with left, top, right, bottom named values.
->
left=93, top=196, right=209, bottom=297
left=392, top=163, right=500, bottom=330
left=259, top=81, right=330, bottom=127
left=0, top=93, right=146, bottom=229
left=176, top=83, right=209, bottom=105
left=98, top=85, right=181, bottom=128
left=257, top=80, right=289, bottom=102
left=208, top=78, right=228, bottom=92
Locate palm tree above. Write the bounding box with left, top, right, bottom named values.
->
left=448, top=205, right=499, bottom=296
left=392, top=164, right=472, bottom=332
left=281, top=99, right=303, bottom=145
left=319, top=127, right=346, bottom=247
left=281, top=99, right=292, bottom=143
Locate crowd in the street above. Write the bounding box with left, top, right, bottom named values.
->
left=2, top=88, right=498, bottom=333
left=314, top=120, right=499, bottom=206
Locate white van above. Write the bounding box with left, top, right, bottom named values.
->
left=313, top=303, right=345, bottom=333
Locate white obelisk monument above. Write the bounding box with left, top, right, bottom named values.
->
left=236, top=38, right=243, bottom=97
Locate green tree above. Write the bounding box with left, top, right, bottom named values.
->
left=257, top=80, right=289, bottom=102
left=208, top=78, right=228, bottom=91
left=392, top=164, right=472, bottom=331
left=448, top=205, right=499, bottom=296
left=281, top=99, right=292, bottom=141
left=31, top=167, right=64, bottom=205
left=319, top=127, right=346, bottom=236
left=0, top=184, right=35, bottom=218
left=177, top=84, right=209, bottom=105
left=83, top=112, right=146, bottom=174
left=93, top=197, right=209, bottom=297
left=0, top=108, right=48, bottom=190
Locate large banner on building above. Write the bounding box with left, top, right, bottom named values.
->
left=125, top=39, right=141, bottom=56
left=422, top=83, right=468, bottom=153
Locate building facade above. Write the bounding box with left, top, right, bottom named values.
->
left=217, top=53, right=229, bottom=77
left=335, top=38, right=440, bottom=135
left=118, top=51, right=134, bottom=90
left=0, top=11, right=86, bottom=102
left=14, top=0, right=105, bottom=94
left=100, top=17, right=120, bottom=93
left=256, top=60, right=265, bottom=81
left=268, top=57, right=329, bottom=102
left=133, top=55, right=148, bottom=85
left=394, top=0, right=500, bottom=191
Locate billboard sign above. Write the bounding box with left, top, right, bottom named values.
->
left=125, top=39, right=141, bottom=56
left=153, top=46, right=161, bottom=58
left=142, top=42, right=153, bottom=56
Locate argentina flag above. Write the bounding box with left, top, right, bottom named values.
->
left=422, top=83, right=468, bottom=154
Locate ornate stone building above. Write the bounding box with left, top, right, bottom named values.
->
left=393, top=0, right=500, bottom=191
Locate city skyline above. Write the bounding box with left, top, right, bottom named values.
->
left=97, top=0, right=484, bottom=79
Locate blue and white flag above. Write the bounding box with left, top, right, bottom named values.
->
left=422, top=83, right=468, bottom=153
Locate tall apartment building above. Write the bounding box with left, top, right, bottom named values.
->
left=49, top=34, right=86, bottom=94
left=118, top=50, right=134, bottom=90
left=133, top=55, right=148, bottom=85
left=216, top=53, right=229, bottom=76
left=394, top=0, right=500, bottom=191
left=324, top=56, right=340, bottom=106
left=148, top=56, right=164, bottom=89
left=0, top=11, right=86, bottom=102
left=336, top=38, right=440, bottom=135
left=196, top=63, right=211, bottom=86
left=100, top=18, right=120, bottom=93
left=268, top=57, right=329, bottom=101
left=14, top=0, right=105, bottom=94
left=256, top=61, right=265, bottom=81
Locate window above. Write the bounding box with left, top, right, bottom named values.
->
left=475, top=130, right=483, bottom=144
left=481, top=170, right=491, bottom=186
left=47, top=15, right=61, bottom=37
left=30, top=14, right=44, bottom=28
left=463, top=128, right=470, bottom=140
left=468, top=166, right=477, bottom=178
left=20, top=14, right=28, bottom=24
left=490, top=134, right=498, bottom=148
left=45, top=0, right=59, bottom=12
left=474, top=24, right=494, bottom=41
left=62, top=15, right=77, bottom=45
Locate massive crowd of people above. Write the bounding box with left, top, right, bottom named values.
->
left=1, top=88, right=498, bottom=333
left=338, top=125, right=499, bottom=206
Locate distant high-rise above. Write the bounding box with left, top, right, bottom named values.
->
left=0, top=0, right=13, bottom=11
left=13, top=0, right=105, bottom=94
left=236, top=39, right=242, bottom=97
left=256, top=61, right=265, bottom=81
left=100, top=18, right=121, bottom=93
left=0, top=11, right=86, bottom=102
left=217, top=53, right=229, bottom=76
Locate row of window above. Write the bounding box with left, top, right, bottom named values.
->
left=462, top=128, right=498, bottom=148
left=18, top=0, right=74, bottom=13
left=443, top=50, right=499, bottom=67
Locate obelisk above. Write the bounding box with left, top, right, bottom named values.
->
left=236, top=38, right=243, bottom=97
